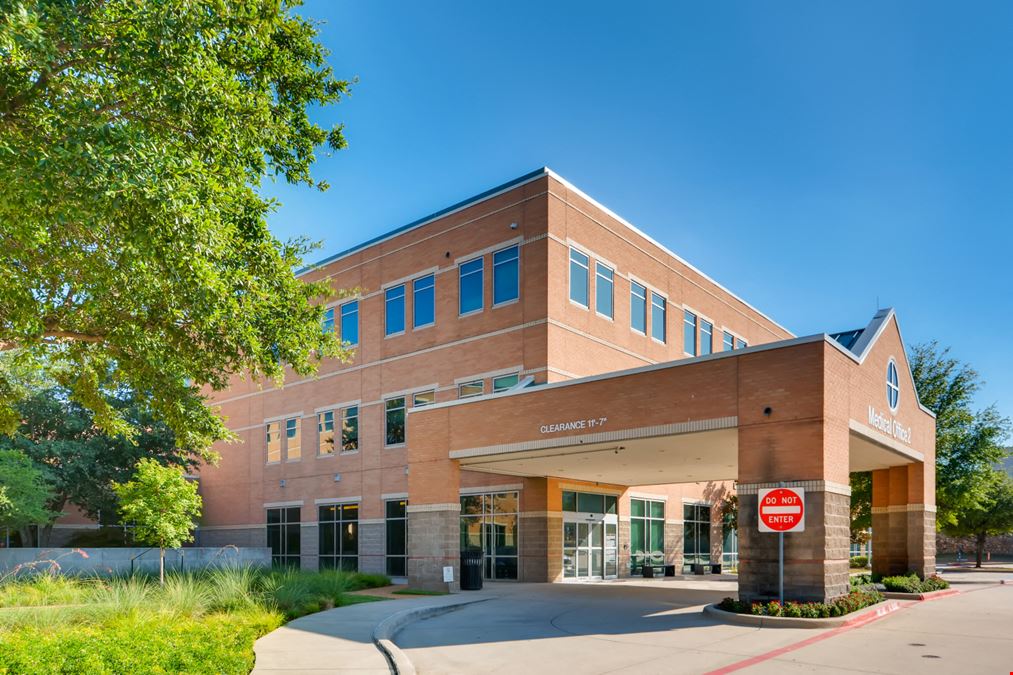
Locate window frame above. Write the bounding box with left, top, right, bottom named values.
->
left=265, top=422, right=282, bottom=464
left=266, top=506, right=301, bottom=568
left=492, top=373, right=520, bottom=393
left=722, top=331, right=735, bottom=352
left=492, top=245, right=520, bottom=307
left=341, top=405, right=359, bottom=453
left=413, top=390, right=436, bottom=407
left=385, top=498, right=408, bottom=577
left=886, top=358, right=900, bottom=411
left=340, top=300, right=359, bottom=346
left=700, top=319, right=713, bottom=356
left=384, top=284, right=406, bottom=337
left=317, top=410, right=335, bottom=457
left=630, top=281, right=647, bottom=335
left=458, top=256, right=485, bottom=316
left=384, top=397, right=406, bottom=447
left=568, top=247, right=590, bottom=309
left=650, top=291, right=667, bottom=344
left=412, top=274, right=436, bottom=329
left=318, top=503, right=359, bottom=571
left=284, top=417, right=301, bottom=462
left=458, top=379, right=484, bottom=399
left=322, top=307, right=335, bottom=334
left=683, top=309, right=698, bottom=356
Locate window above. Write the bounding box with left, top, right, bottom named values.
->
left=735, top=337, right=747, bottom=350
left=340, top=301, right=359, bottom=345
left=317, top=411, right=335, bottom=456
left=569, top=248, right=589, bottom=307
left=683, top=504, right=711, bottom=571
left=458, top=380, right=484, bottom=398
left=887, top=359, right=900, bottom=410
left=413, top=274, right=435, bottom=328
left=385, top=398, right=405, bottom=446
left=595, top=263, right=614, bottom=318
left=285, top=417, right=300, bottom=461
left=385, top=285, right=406, bottom=336
left=630, top=282, right=647, bottom=333
left=322, top=307, right=335, bottom=333
left=492, top=373, right=519, bottom=392
left=266, top=422, right=281, bottom=463
left=561, top=491, right=617, bottom=514
left=630, top=498, right=665, bottom=574
left=493, top=245, right=519, bottom=305
left=723, top=331, right=735, bottom=352
left=651, top=292, right=666, bottom=342
left=683, top=310, right=697, bottom=355
left=700, top=320, right=713, bottom=356
left=413, top=390, right=435, bottom=407
left=460, top=491, right=519, bottom=580
left=459, top=257, right=484, bottom=315
left=341, top=406, right=358, bottom=452
left=385, top=499, right=408, bottom=576
left=319, top=503, right=358, bottom=571
left=267, top=507, right=300, bottom=567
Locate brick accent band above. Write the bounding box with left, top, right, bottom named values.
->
left=871, top=504, right=937, bottom=514
left=407, top=503, right=461, bottom=513
left=737, top=480, right=852, bottom=497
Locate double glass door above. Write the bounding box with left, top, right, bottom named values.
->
left=563, top=513, right=618, bottom=579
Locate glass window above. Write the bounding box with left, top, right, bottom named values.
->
left=266, top=507, right=300, bottom=567
left=651, top=292, right=666, bottom=343
left=562, top=491, right=577, bottom=512
left=385, top=499, right=408, bottom=576
left=340, top=301, right=358, bottom=345
left=595, top=263, right=614, bottom=318
left=266, top=422, right=281, bottom=463
left=317, top=411, right=334, bottom=456
left=569, top=248, right=589, bottom=307
left=459, top=257, right=484, bottom=315
left=493, top=245, right=519, bottom=305
left=735, top=337, right=747, bottom=350
left=630, top=282, right=647, bottom=334
left=630, top=498, right=665, bottom=574
left=413, top=390, right=435, bottom=407
left=384, top=399, right=405, bottom=446
left=492, top=373, right=519, bottom=392
left=683, top=503, right=712, bottom=571
left=723, top=331, right=735, bottom=352
left=887, top=360, right=900, bottom=409
left=576, top=492, right=605, bottom=514
left=385, top=285, right=406, bottom=336
left=322, top=307, right=335, bottom=334
left=459, top=491, right=518, bottom=580
left=413, top=274, right=435, bottom=328
left=341, top=406, right=358, bottom=452
left=285, top=417, right=300, bottom=461
left=458, top=380, right=484, bottom=398
left=700, top=320, right=713, bottom=356
left=319, top=503, right=358, bottom=571
left=683, top=310, right=697, bottom=355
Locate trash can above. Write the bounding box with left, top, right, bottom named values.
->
left=460, top=549, right=484, bottom=590
left=711, top=564, right=722, bottom=575
left=664, top=565, right=676, bottom=577
left=692, top=563, right=707, bottom=575
left=642, top=565, right=655, bottom=578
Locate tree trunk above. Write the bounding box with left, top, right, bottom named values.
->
left=17, top=527, right=34, bottom=547
left=976, top=533, right=986, bottom=568
left=159, top=547, right=165, bottom=585
left=40, top=523, right=53, bottom=547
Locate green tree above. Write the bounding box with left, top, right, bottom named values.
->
left=941, top=471, right=1013, bottom=567
left=910, top=342, right=1012, bottom=528
left=849, top=472, right=872, bottom=546
left=0, top=385, right=207, bottom=545
left=0, top=448, right=54, bottom=533
left=0, top=0, right=354, bottom=451
left=113, top=458, right=201, bottom=584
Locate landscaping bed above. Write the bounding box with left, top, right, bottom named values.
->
left=0, top=568, right=390, bottom=674
left=879, top=573, right=955, bottom=600
left=715, top=588, right=885, bottom=620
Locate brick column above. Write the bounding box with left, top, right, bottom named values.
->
left=737, top=480, right=851, bottom=602
left=872, top=464, right=936, bottom=579
left=905, top=463, right=936, bottom=578
left=406, top=407, right=462, bottom=591
left=871, top=468, right=891, bottom=577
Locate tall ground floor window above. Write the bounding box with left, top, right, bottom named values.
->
left=267, top=507, right=301, bottom=568
left=385, top=499, right=408, bottom=577
left=319, top=503, right=358, bottom=571
left=683, top=503, right=711, bottom=572
left=460, top=491, right=519, bottom=580
left=630, top=498, right=665, bottom=574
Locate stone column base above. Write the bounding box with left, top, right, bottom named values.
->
left=407, top=504, right=461, bottom=592
left=872, top=504, right=936, bottom=579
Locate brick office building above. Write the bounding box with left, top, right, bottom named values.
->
left=194, top=168, right=936, bottom=601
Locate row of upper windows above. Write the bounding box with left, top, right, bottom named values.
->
left=264, top=372, right=522, bottom=463
left=321, top=244, right=521, bottom=345
left=569, top=246, right=748, bottom=356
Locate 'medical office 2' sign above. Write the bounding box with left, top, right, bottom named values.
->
left=539, top=417, right=608, bottom=434
left=868, top=406, right=912, bottom=444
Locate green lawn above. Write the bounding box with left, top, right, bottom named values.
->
left=0, top=568, right=390, bottom=674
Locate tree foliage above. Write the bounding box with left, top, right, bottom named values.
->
left=940, top=471, right=1013, bottom=567
left=113, top=458, right=201, bottom=582
left=0, top=385, right=206, bottom=543
left=849, top=471, right=871, bottom=544
left=0, top=448, right=54, bottom=531
left=0, top=0, right=354, bottom=451
left=910, top=341, right=1012, bottom=528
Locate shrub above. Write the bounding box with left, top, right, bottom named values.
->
left=849, top=556, right=869, bottom=569
left=718, top=589, right=884, bottom=618
left=850, top=573, right=873, bottom=590
left=881, top=573, right=950, bottom=594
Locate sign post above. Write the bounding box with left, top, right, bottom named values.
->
left=758, top=485, right=805, bottom=605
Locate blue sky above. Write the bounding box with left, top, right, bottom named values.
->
left=263, top=1, right=1013, bottom=421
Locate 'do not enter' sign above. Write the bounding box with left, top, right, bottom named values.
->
left=758, top=487, right=805, bottom=533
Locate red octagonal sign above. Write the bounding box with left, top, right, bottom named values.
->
left=758, top=487, right=805, bottom=533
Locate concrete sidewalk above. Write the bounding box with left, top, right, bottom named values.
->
left=251, top=588, right=500, bottom=674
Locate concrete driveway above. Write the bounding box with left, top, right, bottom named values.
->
left=395, top=572, right=1013, bottom=674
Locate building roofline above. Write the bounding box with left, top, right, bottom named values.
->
left=294, top=167, right=793, bottom=337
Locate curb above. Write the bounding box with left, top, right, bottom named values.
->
left=372, top=596, right=493, bottom=674
left=882, top=588, right=959, bottom=601
left=703, top=600, right=902, bottom=629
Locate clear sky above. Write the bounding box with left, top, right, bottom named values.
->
left=263, top=1, right=1013, bottom=420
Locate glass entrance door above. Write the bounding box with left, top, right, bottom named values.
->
left=562, top=506, right=618, bottom=580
